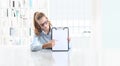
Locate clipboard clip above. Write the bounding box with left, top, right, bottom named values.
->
left=52, top=27, right=69, bottom=30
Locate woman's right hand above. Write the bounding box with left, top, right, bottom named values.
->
left=48, top=40, right=55, bottom=48
left=42, top=40, right=55, bottom=49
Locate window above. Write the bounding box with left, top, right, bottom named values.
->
left=48, top=0, right=93, bottom=37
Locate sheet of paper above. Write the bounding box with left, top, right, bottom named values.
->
left=52, top=28, right=68, bottom=51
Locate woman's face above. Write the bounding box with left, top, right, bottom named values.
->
left=37, top=16, right=49, bottom=32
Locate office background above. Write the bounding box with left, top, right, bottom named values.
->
left=0, top=0, right=95, bottom=47
left=1, top=0, right=120, bottom=48
left=1, top=0, right=120, bottom=66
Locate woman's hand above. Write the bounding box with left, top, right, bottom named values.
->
left=67, top=37, right=71, bottom=42
left=42, top=40, right=55, bottom=49
left=48, top=40, right=55, bottom=47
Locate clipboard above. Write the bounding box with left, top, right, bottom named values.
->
left=51, top=27, right=69, bottom=51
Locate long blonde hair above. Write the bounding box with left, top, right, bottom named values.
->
left=33, top=12, right=51, bottom=35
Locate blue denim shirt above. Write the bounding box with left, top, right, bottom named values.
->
left=31, top=30, right=51, bottom=51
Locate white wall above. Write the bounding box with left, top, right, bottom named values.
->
left=48, top=0, right=93, bottom=37
left=102, top=0, right=120, bottom=48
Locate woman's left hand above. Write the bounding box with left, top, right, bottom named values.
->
left=67, top=37, right=71, bottom=42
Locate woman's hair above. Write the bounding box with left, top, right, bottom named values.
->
left=33, top=12, right=51, bottom=35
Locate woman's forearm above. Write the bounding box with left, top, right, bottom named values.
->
left=42, top=42, right=51, bottom=49
left=42, top=40, right=55, bottom=49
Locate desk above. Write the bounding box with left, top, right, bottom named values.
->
left=0, top=38, right=120, bottom=66
left=0, top=46, right=98, bottom=66
left=1, top=46, right=120, bottom=66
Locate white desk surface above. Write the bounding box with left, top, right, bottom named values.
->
left=0, top=46, right=120, bottom=66
left=0, top=37, right=120, bottom=66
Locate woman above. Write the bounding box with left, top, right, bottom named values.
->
left=31, top=12, right=70, bottom=51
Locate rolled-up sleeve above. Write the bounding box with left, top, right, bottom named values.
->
left=31, top=35, right=43, bottom=51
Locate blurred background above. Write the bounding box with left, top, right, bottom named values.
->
left=0, top=0, right=120, bottom=48
left=0, top=0, right=98, bottom=48
left=1, top=0, right=120, bottom=66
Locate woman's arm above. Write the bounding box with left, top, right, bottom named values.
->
left=31, top=36, right=43, bottom=51
left=42, top=40, right=55, bottom=49
left=43, top=37, right=70, bottom=49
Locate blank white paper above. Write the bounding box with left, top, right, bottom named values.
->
left=52, top=28, right=68, bottom=50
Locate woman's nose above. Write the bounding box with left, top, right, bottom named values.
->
left=44, top=24, right=48, bottom=27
